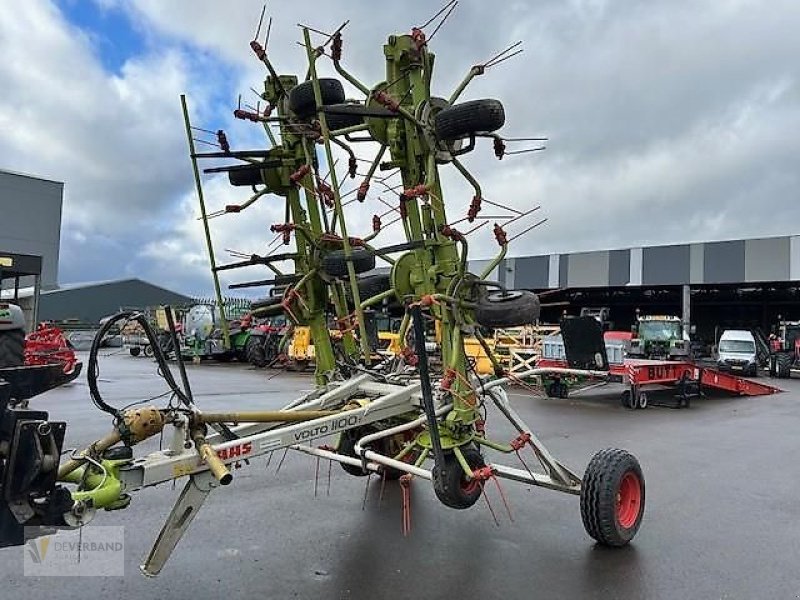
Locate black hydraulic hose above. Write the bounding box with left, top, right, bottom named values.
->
left=88, top=311, right=189, bottom=416
left=164, top=306, right=193, bottom=403
left=410, top=305, right=445, bottom=467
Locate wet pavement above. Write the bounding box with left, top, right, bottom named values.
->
left=2, top=351, right=799, bottom=599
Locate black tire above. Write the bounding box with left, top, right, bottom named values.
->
left=245, top=335, right=268, bottom=368
left=474, top=290, right=540, bottom=328
left=289, top=78, right=345, bottom=119
left=228, top=165, right=265, bottom=187
left=559, top=384, right=570, bottom=399
left=546, top=382, right=558, bottom=398
left=776, top=354, right=792, bottom=378
left=636, top=392, right=648, bottom=409
left=581, top=448, right=645, bottom=547
left=336, top=428, right=370, bottom=477
left=143, top=344, right=154, bottom=358
left=0, top=329, right=25, bottom=368
left=357, top=274, right=391, bottom=300
left=434, top=99, right=505, bottom=141
left=619, top=390, right=636, bottom=409
left=129, top=346, right=141, bottom=357
left=324, top=104, right=364, bottom=131
left=322, top=248, right=375, bottom=277
left=432, top=447, right=485, bottom=510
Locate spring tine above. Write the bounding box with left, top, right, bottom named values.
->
left=482, top=40, right=523, bottom=68
left=419, top=0, right=457, bottom=29
left=508, top=217, right=548, bottom=243
left=427, top=0, right=458, bottom=42
left=254, top=4, right=266, bottom=40
left=485, top=48, right=524, bottom=69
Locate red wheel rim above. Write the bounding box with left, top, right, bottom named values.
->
left=461, top=477, right=480, bottom=495
left=616, top=471, right=642, bottom=529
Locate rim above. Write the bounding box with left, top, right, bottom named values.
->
left=461, top=476, right=480, bottom=495
left=616, top=471, right=642, bottom=529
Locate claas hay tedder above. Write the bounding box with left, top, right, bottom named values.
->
left=0, top=3, right=645, bottom=575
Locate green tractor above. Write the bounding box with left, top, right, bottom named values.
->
left=628, top=314, right=690, bottom=360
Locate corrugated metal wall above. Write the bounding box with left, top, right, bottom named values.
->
left=0, top=170, right=63, bottom=290
left=494, top=235, right=800, bottom=290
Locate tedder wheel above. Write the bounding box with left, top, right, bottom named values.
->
left=322, top=248, right=376, bottom=277
left=129, top=346, right=141, bottom=357
left=143, top=344, right=154, bottom=358
left=324, top=104, right=365, bottom=131
left=580, top=448, right=645, bottom=547
left=432, top=447, right=485, bottom=510
left=289, top=78, right=346, bottom=119
left=434, top=99, right=505, bottom=141
left=0, top=329, right=25, bottom=368
left=245, top=336, right=268, bottom=368
left=474, top=290, right=540, bottom=328
left=636, top=392, right=648, bottom=409
left=336, top=427, right=370, bottom=477
left=619, top=390, right=635, bottom=409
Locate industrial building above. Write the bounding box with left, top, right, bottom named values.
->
left=471, top=235, right=800, bottom=338
left=1, top=169, right=193, bottom=325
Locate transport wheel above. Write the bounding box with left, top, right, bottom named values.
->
left=143, top=344, right=154, bottom=358
left=129, top=346, right=141, bottom=357
left=474, top=290, right=540, bottom=328
left=289, top=78, right=345, bottom=119
left=0, top=329, right=25, bottom=368
left=336, top=427, right=371, bottom=477
left=619, top=390, right=634, bottom=409
left=434, top=99, right=505, bottom=140
left=636, top=392, right=648, bottom=409
left=432, top=447, right=485, bottom=510
left=322, top=248, right=376, bottom=277
left=245, top=336, right=268, bottom=368
left=559, top=384, right=570, bottom=399
left=546, top=382, right=558, bottom=398
left=580, top=448, right=645, bottom=546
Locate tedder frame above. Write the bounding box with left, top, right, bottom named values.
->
left=0, top=4, right=646, bottom=576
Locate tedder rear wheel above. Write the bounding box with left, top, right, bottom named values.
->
left=336, top=427, right=370, bottom=477
left=580, top=448, right=645, bottom=546
left=432, top=447, right=485, bottom=510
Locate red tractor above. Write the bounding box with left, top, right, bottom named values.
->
left=768, top=321, right=800, bottom=378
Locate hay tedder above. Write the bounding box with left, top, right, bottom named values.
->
left=0, top=5, right=645, bottom=575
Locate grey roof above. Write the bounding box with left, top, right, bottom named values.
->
left=0, top=167, right=63, bottom=186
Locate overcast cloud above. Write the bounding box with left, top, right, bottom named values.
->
left=1, top=0, right=798, bottom=296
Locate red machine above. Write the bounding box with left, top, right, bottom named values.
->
left=24, top=323, right=79, bottom=374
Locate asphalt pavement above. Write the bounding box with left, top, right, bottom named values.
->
left=2, top=351, right=799, bottom=599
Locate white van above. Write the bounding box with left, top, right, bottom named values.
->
left=717, top=330, right=758, bottom=376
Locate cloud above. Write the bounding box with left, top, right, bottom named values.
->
left=2, top=0, right=799, bottom=297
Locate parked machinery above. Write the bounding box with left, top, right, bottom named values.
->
left=628, top=314, right=689, bottom=360
left=0, top=6, right=646, bottom=572
left=768, top=320, right=800, bottom=378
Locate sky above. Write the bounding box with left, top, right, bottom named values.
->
left=1, top=0, right=799, bottom=297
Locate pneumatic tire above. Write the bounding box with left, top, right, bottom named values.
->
left=434, top=99, right=505, bottom=140
left=323, top=248, right=375, bottom=277
left=580, top=448, right=645, bottom=546
left=245, top=336, right=268, bottom=368
left=475, top=290, right=540, bottom=328
left=432, top=447, right=485, bottom=510
left=289, top=79, right=345, bottom=119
